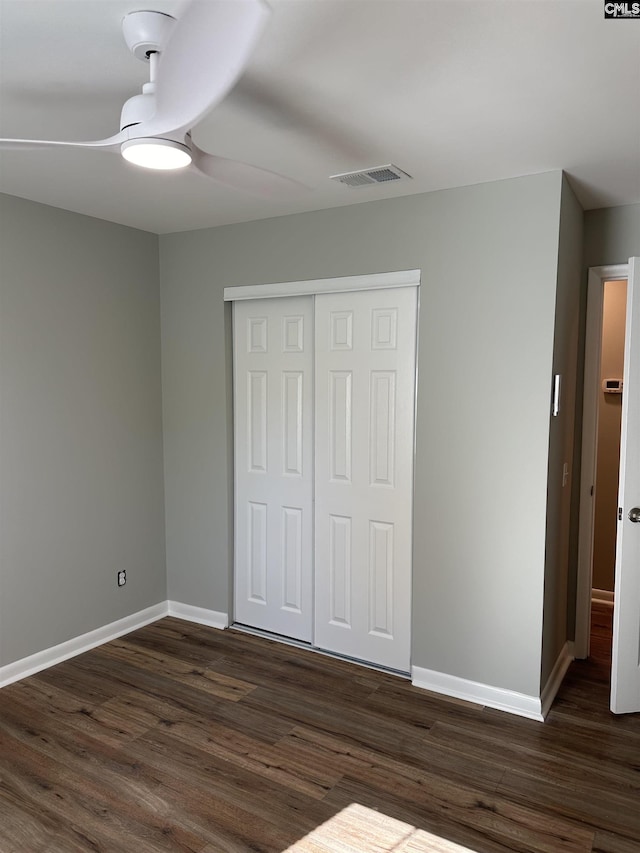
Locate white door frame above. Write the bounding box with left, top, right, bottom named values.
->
left=224, top=269, right=420, bottom=302
left=575, top=263, right=628, bottom=659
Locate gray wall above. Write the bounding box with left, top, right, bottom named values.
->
left=541, top=175, right=583, bottom=686
left=584, top=204, right=640, bottom=267
left=0, top=194, right=166, bottom=666
left=160, top=171, right=564, bottom=698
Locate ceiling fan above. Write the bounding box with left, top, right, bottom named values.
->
left=0, top=0, right=306, bottom=197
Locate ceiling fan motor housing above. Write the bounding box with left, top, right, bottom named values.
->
left=122, top=10, right=176, bottom=61
left=120, top=91, right=156, bottom=131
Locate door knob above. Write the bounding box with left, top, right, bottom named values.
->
left=628, top=507, right=640, bottom=523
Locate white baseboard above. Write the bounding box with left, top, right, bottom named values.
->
left=167, top=600, right=228, bottom=629
left=411, top=665, right=544, bottom=722
left=540, top=641, right=574, bottom=719
left=0, top=600, right=229, bottom=689
left=592, top=588, right=614, bottom=606
left=0, top=602, right=169, bottom=688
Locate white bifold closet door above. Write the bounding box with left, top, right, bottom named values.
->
left=314, top=287, right=416, bottom=672
left=233, top=284, right=417, bottom=672
left=233, top=296, right=314, bottom=642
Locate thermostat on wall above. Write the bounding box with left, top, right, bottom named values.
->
left=602, top=378, right=623, bottom=394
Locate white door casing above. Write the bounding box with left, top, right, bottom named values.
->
left=575, top=264, right=628, bottom=659
left=611, top=257, right=640, bottom=714
left=233, top=296, right=314, bottom=642
left=313, top=287, right=417, bottom=672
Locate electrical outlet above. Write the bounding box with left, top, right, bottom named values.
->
left=117, top=570, right=127, bottom=587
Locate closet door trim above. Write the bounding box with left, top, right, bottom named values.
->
left=224, top=269, right=420, bottom=302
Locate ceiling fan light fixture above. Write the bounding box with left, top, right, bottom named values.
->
left=121, top=138, right=192, bottom=170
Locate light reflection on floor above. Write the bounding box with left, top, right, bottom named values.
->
left=284, top=802, right=478, bottom=852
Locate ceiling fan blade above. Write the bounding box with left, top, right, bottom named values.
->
left=0, top=132, right=127, bottom=152
left=191, top=144, right=308, bottom=197
left=137, top=0, right=270, bottom=139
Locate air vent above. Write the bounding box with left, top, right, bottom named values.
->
left=330, top=164, right=412, bottom=188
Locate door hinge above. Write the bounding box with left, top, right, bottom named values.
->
left=591, top=485, right=594, bottom=496
left=618, top=507, right=623, bottom=521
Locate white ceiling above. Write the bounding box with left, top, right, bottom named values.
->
left=1, top=0, right=639, bottom=235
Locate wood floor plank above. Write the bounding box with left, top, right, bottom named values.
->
left=240, top=683, right=431, bottom=766
left=0, top=785, right=61, bottom=853
left=591, top=830, right=640, bottom=853
left=278, top=724, right=505, bottom=792
left=323, top=775, right=593, bottom=853
left=151, top=714, right=343, bottom=800
left=124, top=619, right=232, bottom=666
left=282, top=802, right=478, bottom=853
left=33, top=656, right=128, bottom=706
left=121, top=728, right=323, bottom=853
left=339, top=765, right=594, bottom=853
left=496, top=768, right=640, bottom=841
left=125, top=726, right=338, bottom=832
left=213, top=636, right=385, bottom=701
left=98, top=635, right=225, bottom=676
left=98, top=684, right=294, bottom=745
left=426, top=718, right=640, bottom=799
left=364, top=678, right=483, bottom=729
left=91, top=643, right=258, bottom=703
left=1, top=677, right=150, bottom=749
left=0, top=739, right=203, bottom=853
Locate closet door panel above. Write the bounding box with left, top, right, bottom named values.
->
left=314, top=287, right=417, bottom=672
left=234, top=296, right=313, bottom=641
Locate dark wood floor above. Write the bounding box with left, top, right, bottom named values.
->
left=0, top=603, right=637, bottom=853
